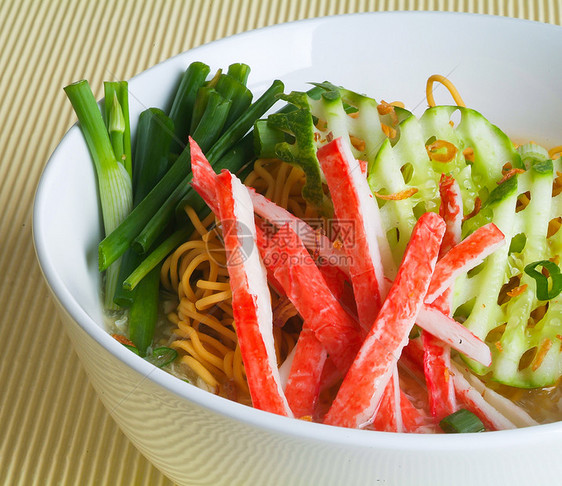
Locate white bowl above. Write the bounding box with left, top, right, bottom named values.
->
left=33, top=12, right=562, bottom=486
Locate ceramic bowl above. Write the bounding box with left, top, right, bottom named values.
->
left=33, top=12, right=562, bottom=485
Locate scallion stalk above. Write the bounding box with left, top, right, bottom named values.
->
left=123, top=224, right=195, bottom=291
left=64, top=80, right=133, bottom=309
left=168, top=61, right=211, bottom=154
left=128, top=264, right=161, bottom=356
left=226, top=62, right=251, bottom=85
left=108, top=92, right=125, bottom=166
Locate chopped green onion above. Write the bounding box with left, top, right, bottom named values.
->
left=439, top=409, right=486, bottom=433
left=524, top=260, right=562, bottom=301
left=146, top=347, right=178, bottom=368
left=123, top=344, right=140, bottom=355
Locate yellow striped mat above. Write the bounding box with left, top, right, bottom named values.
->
left=1, top=0, right=560, bottom=484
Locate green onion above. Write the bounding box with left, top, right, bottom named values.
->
left=130, top=79, right=284, bottom=255
left=132, top=108, right=175, bottom=205
left=64, top=80, right=133, bottom=309
left=524, top=260, right=562, bottom=301
left=123, top=224, right=195, bottom=291
left=108, top=92, right=125, bottom=164
left=226, top=62, right=251, bottom=85
left=168, top=61, right=211, bottom=154
left=98, top=78, right=283, bottom=271
left=215, top=73, right=253, bottom=128
left=123, top=344, right=140, bottom=355
left=128, top=265, right=161, bottom=356
left=439, top=409, right=486, bottom=433
left=146, top=347, right=178, bottom=367
left=98, top=146, right=191, bottom=271
left=190, top=90, right=232, bottom=152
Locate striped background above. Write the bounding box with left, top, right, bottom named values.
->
left=1, top=1, right=560, bottom=484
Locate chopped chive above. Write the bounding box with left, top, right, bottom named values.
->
left=439, top=409, right=485, bottom=433
left=524, top=260, right=562, bottom=301
left=146, top=347, right=178, bottom=367
left=123, top=344, right=140, bottom=355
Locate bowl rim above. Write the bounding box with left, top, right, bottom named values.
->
left=32, top=9, right=562, bottom=449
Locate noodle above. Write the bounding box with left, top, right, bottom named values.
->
left=426, top=74, right=466, bottom=107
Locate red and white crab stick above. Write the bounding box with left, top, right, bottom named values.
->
left=190, top=138, right=292, bottom=417
left=317, top=137, right=394, bottom=332
left=283, top=328, right=327, bottom=419
left=323, top=211, right=446, bottom=429
left=423, top=174, right=464, bottom=419
left=425, top=221, right=505, bottom=304
left=372, top=365, right=428, bottom=433
left=248, top=187, right=350, bottom=278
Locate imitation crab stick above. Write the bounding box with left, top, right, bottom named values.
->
left=190, top=138, right=292, bottom=416
left=422, top=174, right=463, bottom=419
left=425, top=222, right=505, bottom=304
left=417, top=305, right=491, bottom=366
left=451, top=362, right=538, bottom=429
left=248, top=187, right=350, bottom=277
left=372, top=365, right=428, bottom=433
left=189, top=137, right=220, bottom=215
left=323, top=212, right=446, bottom=429
left=257, top=224, right=363, bottom=373
left=284, top=328, right=328, bottom=419
left=214, top=170, right=292, bottom=416
left=317, top=137, right=393, bottom=332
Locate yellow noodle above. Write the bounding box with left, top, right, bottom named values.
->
left=426, top=74, right=466, bottom=107
left=176, top=321, right=232, bottom=356
left=172, top=338, right=225, bottom=379
left=273, top=162, right=291, bottom=205
left=280, top=166, right=305, bottom=209
left=196, top=280, right=231, bottom=291
left=180, top=252, right=219, bottom=301
left=233, top=345, right=249, bottom=393
left=185, top=205, right=211, bottom=236
left=223, top=350, right=235, bottom=379
left=178, top=300, right=237, bottom=344
left=179, top=328, right=225, bottom=370
left=196, top=290, right=233, bottom=311
left=252, top=159, right=278, bottom=200
left=181, top=355, right=219, bottom=388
